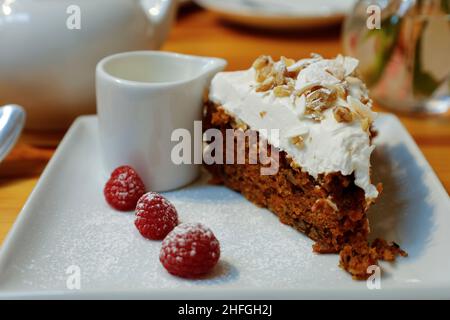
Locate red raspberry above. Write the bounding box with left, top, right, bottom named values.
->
left=160, top=223, right=220, bottom=278
left=104, top=165, right=146, bottom=211
left=134, top=192, right=178, bottom=240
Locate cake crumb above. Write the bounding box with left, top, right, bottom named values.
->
left=339, top=238, right=408, bottom=280
left=371, top=238, right=408, bottom=261
left=333, top=106, right=353, bottom=123
left=361, top=118, right=370, bottom=132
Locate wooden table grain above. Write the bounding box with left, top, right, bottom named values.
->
left=1, top=7, right=449, bottom=245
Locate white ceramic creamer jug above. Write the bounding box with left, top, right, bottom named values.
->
left=96, top=51, right=227, bottom=191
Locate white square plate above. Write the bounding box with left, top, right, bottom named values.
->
left=0, top=114, right=449, bottom=299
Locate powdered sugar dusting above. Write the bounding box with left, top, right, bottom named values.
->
left=104, top=166, right=145, bottom=210
left=163, top=223, right=212, bottom=242
left=0, top=124, right=348, bottom=294
left=134, top=191, right=178, bottom=240
left=0, top=169, right=334, bottom=293
left=160, top=223, right=219, bottom=259
left=135, top=192, right=175, bottom=213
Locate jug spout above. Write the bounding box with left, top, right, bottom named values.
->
left=199, top=57, right=228, bottom=84
left=139, top=0, right=176, bottom=48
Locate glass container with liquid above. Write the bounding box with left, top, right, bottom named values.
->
left=343, top=0, right=450, bottom=114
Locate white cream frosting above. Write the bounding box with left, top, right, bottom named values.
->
left=208, top=55, right=379, bottom=200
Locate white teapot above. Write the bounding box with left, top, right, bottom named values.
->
left=0, top=0, right=176, bottom=130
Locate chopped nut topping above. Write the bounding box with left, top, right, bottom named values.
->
left=273, top=85, right=293, bottom=97
left=360, top=118, right=370, bottom=132
left=253, top=55, right=297, bottom=93
left=333, top=106, right=353, bottom=123
left=255, top=76, right=275, bottom=92
left=281, top=56, right=295, bottom=67
left=290, top=135, right=304, bottom=149
left=285, top=77, right=295, bottom=87
left=334, top=84, right=347, bottom=99
left=255, top=64, right=273, bottom=83
left=304, top=87, right=337, bottom=121
left=286, top=56, right=320, bottom=77
left=253, top=55, right=276, bottom=84
left=250, top=55, right=373, bottom=125
left=259, top=111, right=267, bottom=118
left=304, top=111, right=324, bottom=121
left=293, top=83, right=317, bottom=97
left=273, top=66, right=286, bottom=86
left=310, top=87, right=337, bottom=105
left=360, top=96, right=370, bottom=104
left=252, top=55, right=271, bottom=70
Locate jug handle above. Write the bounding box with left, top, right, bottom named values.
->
left=139, top=0, right=176, bottom=48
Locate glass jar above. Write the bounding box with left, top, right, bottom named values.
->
left=343, top=0, right=450, bottom=114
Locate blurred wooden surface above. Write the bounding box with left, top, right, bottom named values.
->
left=1, top=7, right=449, bottom=245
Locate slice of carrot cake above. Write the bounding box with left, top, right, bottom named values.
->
left=203, top=54, right=406, bottom=279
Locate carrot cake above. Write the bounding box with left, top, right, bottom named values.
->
left=203, top=54, right=406, bottom=279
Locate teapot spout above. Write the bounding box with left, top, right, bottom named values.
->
left=139, top=0, right=176, bottom=49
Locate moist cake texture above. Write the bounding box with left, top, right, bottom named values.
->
left=203, top=54, right=406, bottom=279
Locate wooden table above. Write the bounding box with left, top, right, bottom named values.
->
left=1, top=7, right=449, bottom=245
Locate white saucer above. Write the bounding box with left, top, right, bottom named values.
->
left=195, top=0, right=357, bottom=29
left=0, top=114, right=449, bottom=299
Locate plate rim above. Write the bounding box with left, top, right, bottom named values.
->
left=194, top=0, right=354, bottom=18
left=193, top=0, right=354, bottom=29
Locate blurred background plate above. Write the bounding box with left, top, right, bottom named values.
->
left=194, top=0, right=357, bottom=29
